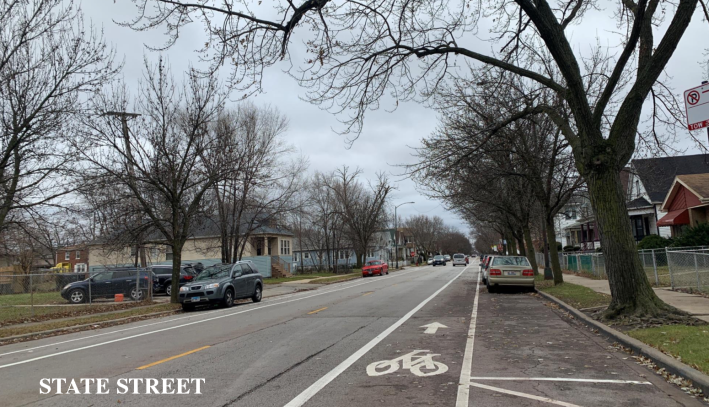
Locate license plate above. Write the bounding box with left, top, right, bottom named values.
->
left=191, top=296, right=200, bottom=302
left=368, top=271, right=372, bottom=274
left=504, top=271, right=519, bottom=276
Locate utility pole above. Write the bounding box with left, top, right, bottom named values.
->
left=394, top=201, right=414, bottom=269
left=102, top=111, right=146, bottom=267
left=703, top=80, right=709, bottom=147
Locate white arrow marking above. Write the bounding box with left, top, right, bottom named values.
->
left=420, top=322, right=448, bottom=334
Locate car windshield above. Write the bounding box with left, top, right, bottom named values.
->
left=453, top=254, right=464, bottom=258
left=434, top=255, right=443, bottom=260
left=365, top=261, right=381, bottom=266
left=491, top=257, right=531, bottom=267
left=195, top=265, right=230, bottom=281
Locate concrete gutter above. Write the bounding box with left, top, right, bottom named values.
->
left=537, top=290, right=709, bottom=397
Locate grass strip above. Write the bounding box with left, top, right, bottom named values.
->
left=536, top=279, right=611, bottom=309
left=0, top=303, right=181, bottom=339
left=628, top=325, right=709, bottom=375
left=0, top=291, right=65, bottom=306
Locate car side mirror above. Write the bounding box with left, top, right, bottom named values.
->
left=233, top=273, right=242, bottom=278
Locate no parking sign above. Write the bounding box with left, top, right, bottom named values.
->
left=684, top=83, right=709, bottom=130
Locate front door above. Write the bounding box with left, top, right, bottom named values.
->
left=631, top=216, right=645, bottom=241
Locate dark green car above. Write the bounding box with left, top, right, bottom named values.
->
left=178, top=261, right=263, bottom=311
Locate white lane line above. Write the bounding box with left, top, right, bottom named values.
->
left=469, top=377, right=651, bottom=385
left=0, top=269, right=424, bottom=359
left=0, top=268, right=424, bottom=368
left=469, top=382, right=582, bottom=407
left=455, top=269, right=481, bottom=407
left=284, top=266, right=469, bottom=407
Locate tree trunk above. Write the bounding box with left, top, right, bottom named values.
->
left=523, top=226, right=539, bottom=275
left=586, top=168, right=673, bottom=318
left=507, top=233, right=517, bottom=255
left=545, top=218, right=563, bottom=285
left=516, top=232, right=525, bottom=258
left=169, top=243, right=183, bottom=303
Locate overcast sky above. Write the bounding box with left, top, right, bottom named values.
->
left=81, top=1, right=709, bottom=234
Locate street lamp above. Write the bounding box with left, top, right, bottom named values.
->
left=394, top=201, right=415, bottom=269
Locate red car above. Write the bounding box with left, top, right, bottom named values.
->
left=362, top=260, right=389, bottom=277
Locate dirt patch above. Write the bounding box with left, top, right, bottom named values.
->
left=586, top=308, right=707, bottom=332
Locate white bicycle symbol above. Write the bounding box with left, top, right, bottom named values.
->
left=366, top=350, right=449, bottom=377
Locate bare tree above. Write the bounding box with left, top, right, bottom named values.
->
left=78, top=59, right=230, bottom=303
left=125, top=0, right=709, bottom=318
left=0, top=0, right=118, bottom=232
left=207, top=103, right=305, bottom=263
left=325, top=167, right=392, bottom=268
left=402, top=215, right=447, bottom=261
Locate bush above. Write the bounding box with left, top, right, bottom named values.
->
left=637, top=234, right=673, bottom=250
left=671, top=223, right=709, bottom=248
left=556, top=242, right=563, bottom=251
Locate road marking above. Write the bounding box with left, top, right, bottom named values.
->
left=420, top=322, right=448, bottom=334
left=308, top=307, right=328, bottom=315
left=0, top=268, right=424, bottom=369
left=367, top=350, right=448, bottom=377
left=469, top=377, right=651, bottom=385
left=362, top=292, right=374, bottom=296
left=136, top=345, right=210, bottom=370
left=284, top=266, right=469, bottom=407
left=456, top=270, right=481, bottom=407
left=468, top=382, right=582, bottom=407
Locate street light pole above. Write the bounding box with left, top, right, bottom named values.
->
left=394, top=201, right=415, bottom=269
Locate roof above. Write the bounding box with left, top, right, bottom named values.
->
left=626, top=197, right=653, bottom=210
left=676, top=173, right=709, bottom=200
left=661, top=173, right=709, bottom=211
left=632, top=154, right=709, bottom=203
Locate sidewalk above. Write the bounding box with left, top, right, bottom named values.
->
left=562, top=274, right=709, bottom=323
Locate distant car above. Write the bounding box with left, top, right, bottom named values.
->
left=362, top=260, right=388, bottom=277
left=178, top=261, right=263, bottom=311
left=452, top=253, right=466, bottom=266
left=432, top=255, right=446, bottom=266
left=485, top=256, right=534, bottom=293
left=60, top=269, right=154, bottom=304
left=151, top=265, right=197, bottom=296
left=444, top=254, right=451, bottom=261
left=427, top=258, right=433, bottom=265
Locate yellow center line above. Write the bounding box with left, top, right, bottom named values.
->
left=308, top=307, right=328, bottom=315
left=136, top=345, right=211, bottom=370
left=362, top=292, right=374, bottom=296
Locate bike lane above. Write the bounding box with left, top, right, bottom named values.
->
left=298, top=267, right=477, bottom=407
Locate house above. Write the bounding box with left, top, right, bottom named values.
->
left=628, top=154, right=709, bottom=239
left=87, top=214, right=295, bottom=277
left=54, top=246, right=89, bottom=273
left=658, top=174, right=709, bottom=236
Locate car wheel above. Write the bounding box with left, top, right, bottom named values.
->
left=222, top=288, right=234, bottom=308
left=165, top=284, right=172, bottom=297
left=182, top=303, right=194, bottom=312
left=68, top=288, right=86, bottom=304
left=486, top=279, right=496, bottom=293
left=252, top=285, right=262, bottom=303
left=130, top=288, right=146, bottom=301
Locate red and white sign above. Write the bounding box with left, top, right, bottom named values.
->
left=684, top=83, right=709, bottom=130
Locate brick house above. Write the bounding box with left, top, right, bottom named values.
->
left=55, top=246, right=89, bottom=273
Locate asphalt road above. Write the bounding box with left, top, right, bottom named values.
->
left=0, top=264, right=704, bottom=407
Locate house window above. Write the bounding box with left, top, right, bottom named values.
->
left=76, top=251, right=81, bottom=259
left=75, top=263, right=87, bottom=273
left=280, top=240, right=290, bottom=255
left=166, top=246, right=173, bottom=261
left=294, top=253, right=299, bottom=261
left=63, top=251, right=70, bottom=261
left=130, top=246, right=137, bottom=256
left=304, top=252, right=310, bottom=259
left=339, top=250, right=346, bottom=259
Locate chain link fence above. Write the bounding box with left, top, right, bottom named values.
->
left=0, top=269, right=155, bottom=324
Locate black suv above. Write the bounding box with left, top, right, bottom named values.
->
left=151, top=265, right=197, bottom=296
left=60, top=269, right=154, bottom=304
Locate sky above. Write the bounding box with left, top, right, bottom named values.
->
left=80, top=0, right=709, bottom=235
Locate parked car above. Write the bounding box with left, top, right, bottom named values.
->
left=182, top=262, right=205, bottom=274
left=60, top=269, right=154, bottom=304
left=151, top=265, right=197, bottom=296
left=480, top=255, right=493, bottom=280
left=452, top=253, right=466, bottom=267
left=362, top=260, right=388, bottom=277
left=178, top=261, right=263, bottom=311
left=444, top=254, right=451, bottom=261
left=427, top=258, right=433, bottom=265
left=432, top=255, right=446, bottom=266
left=485, top=256, right=535, bottom=293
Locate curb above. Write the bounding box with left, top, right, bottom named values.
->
left=0, top=309, right=180, bottom=343
left=537, top=290, right=709, bottom=396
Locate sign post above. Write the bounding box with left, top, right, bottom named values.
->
left=684, top=82, right=709, bottom=130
